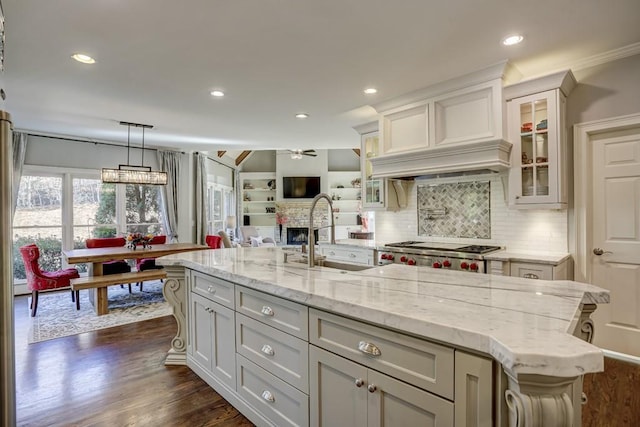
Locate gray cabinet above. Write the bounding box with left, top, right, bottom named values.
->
left=189, top=292, right=236, bottom=389
left=310, top=345, right=454, bottom=427
left=185, top=270, right=494, bottom=427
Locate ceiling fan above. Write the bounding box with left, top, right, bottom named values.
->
left=285, top=149, right=317, bottom=159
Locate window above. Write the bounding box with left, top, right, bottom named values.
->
left=207, top=183, right=234, bottom=235
left=124, top=184, right=164, bottom=236
left=73, top=178, right=116, bottom=243
left=13, top=167, right=164, bottom=287
left=13, top=174, right=64, bottom=281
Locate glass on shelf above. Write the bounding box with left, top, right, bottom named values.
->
left=364, top=135, right=379, bottom=180
left=365, top=180, right=381, bottom=204
left=536, top=166, right=549, bottom=196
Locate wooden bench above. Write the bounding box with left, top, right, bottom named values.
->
left=71, top=270, right=168, bottom=315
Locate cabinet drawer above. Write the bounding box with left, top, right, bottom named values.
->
left=510, top=262, right=553, bottom=280
left=190, top=270, right=235, bottom=308
left=236, top=286, right=308, bottom=340
left=236, top=313, right=308, bottom=392
left=320, top=246, right=374, bottom=266
left=309, top=308, right=454, bottom=400
left=236, top=354, right=309, bottom=427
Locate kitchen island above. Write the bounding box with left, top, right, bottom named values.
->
left=158, top=247, right=608, bottom=427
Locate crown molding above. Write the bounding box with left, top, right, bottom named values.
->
left=570, top=42, right=640, bottom=72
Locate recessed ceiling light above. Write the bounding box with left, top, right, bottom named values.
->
left=210, top=90, right=225, bottom=97
left=364, top=88, right=378, bottom=95
left=71, top=53, right=95, bottom=64
left=295, top=113, right=309, bottom=119
left=502, top=35, right=524, bottom=46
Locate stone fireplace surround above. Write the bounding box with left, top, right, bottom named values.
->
left=286, top=227, right=319, bottom=245
left=276, top=201, right=330, bottom=244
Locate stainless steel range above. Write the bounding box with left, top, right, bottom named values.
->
left=378, top=241, right=502, bottom=273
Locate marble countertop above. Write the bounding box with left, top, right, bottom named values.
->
left=158, top=247, right=609, bottom=378
left=484, top=250, right=571, bottom=265
left=319, top=239, right=379, bottom=249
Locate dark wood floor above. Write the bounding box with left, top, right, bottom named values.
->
left=14, top=295, right=254, bottom=427
left=583, top=356, right=640, bottom=426
left=13, top=293, right=640, bottom=426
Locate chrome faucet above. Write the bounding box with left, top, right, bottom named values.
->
left=308, top=193, right=336, bottom=267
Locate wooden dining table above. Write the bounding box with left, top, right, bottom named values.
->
left=63, top=243, right=208, bottom=315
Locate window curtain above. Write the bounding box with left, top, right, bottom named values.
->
left=12, top=132, right=27, bottom=217
left=194, top=153, right=208, bottom=245
left=157, top=150, right=181, bottom=242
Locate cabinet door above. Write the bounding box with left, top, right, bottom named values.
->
left=380, top=104, right=429, bottom=154
left=367, top=369, right=454, bottom=427
left=454, top=351, right=493, bottom=427
left=361, top=132, right=385, bottom=209
left=508, top=90, right=561, bottom=207
left=190, top=292, right=215, bottom=370
left=190, top=293, right=236, bottom=389
left=310, top=346, right=368, bottom=427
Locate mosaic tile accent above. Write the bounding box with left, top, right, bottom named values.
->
left=417, top=181, right=491, bottom=239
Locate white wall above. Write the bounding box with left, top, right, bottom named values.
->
left=276, top=150, right=329, bottom=199
left=25, top=135, right=160, bottom=170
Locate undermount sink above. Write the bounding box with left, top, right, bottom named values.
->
left=317, top=260, right=373, bottom=272
left=284, top=252, right=372, bottom=272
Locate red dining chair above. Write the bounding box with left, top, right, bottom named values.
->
left=135, top=235, right=167, bottom=291
left=19, top=244, right=80, bottom=317
left=85, top=237, right=133, bottom=292
left=205, top=235, right=222, bottom=249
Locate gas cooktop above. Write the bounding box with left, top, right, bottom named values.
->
left=383, top=241, right=502, bottom=254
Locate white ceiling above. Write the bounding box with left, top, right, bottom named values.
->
left=3, top=0, right=640, bottom=153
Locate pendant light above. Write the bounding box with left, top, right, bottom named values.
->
left=101, top=121, right=168, bottom=185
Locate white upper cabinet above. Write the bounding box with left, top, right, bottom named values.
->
left=505, top=70, right=575, bottom=209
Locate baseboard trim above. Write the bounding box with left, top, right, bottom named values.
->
left=603, top=349, right=640, bottom=365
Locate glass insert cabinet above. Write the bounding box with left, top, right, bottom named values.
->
left=361, top=131, right=385, bottom=208
left=508, top=87, right=567, bottom=209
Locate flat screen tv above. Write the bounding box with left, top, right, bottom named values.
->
left=283, top=176, right=321, bottom=199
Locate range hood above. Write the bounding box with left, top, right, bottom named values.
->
left=369, top=139, right=512, bottom=179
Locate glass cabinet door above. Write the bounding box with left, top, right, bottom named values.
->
left=519, top=98, right=549, bottom=198
left=362, top=132, right=384, bottom=207
left=509, top=88, right=559, bottom=207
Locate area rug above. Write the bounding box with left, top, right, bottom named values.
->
left=27, top=280, right=172, bottom=344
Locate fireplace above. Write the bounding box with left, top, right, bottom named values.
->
left=286, top=227, right=319, bottom=245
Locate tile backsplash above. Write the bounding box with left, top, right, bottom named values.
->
left=417, top=181, right=490, bottom=239
left=374, top=172, right=568, bottom=253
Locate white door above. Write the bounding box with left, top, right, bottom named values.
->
left=590, top=123, right=640, bottom=356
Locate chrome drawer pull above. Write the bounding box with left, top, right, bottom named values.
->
left=523, top=273, right=539, bottom=280
left=358, top=341, right=381, bottom=357
left=261, top=344, right=275, bottom=356
left=349, top=253, right=356, bottom=258
left=207, top=285, right=216, bottom=294
left=261, top=306, right=274, bottom=316
left=367, top=384, right=377, bottom=393
left=261, top=390, right=275, bottom=403
left=354, top=378, right=364, bottom=388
